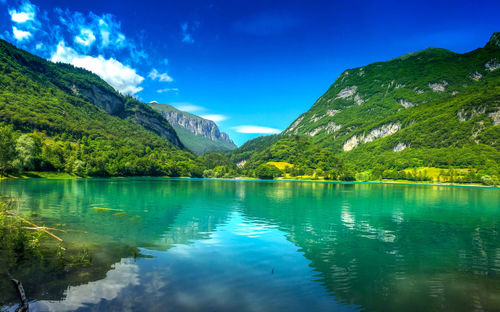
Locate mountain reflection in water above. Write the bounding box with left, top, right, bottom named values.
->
left=0, top=178, right=498, bottom=311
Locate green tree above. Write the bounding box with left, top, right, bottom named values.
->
left=255, top=164, right=281, bottom=179
left=0, top=125, right=16, bottom=176
left=15, top=134, right=37, bottom=171
left=72, top=160, right=87, bottom=176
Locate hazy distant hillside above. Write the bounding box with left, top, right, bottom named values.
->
left=150, top=103, right=237, bottom=155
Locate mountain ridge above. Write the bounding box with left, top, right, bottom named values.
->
left=149, top=103, right=236, bottom=155
left=0, top=38, right=207, bottom=177
left=282, top=32, right=499, bottom=150
left=0, top=31, right=498, bottom=184
left=0, top=38, right=183, bottom=148
left=230, top=32, right=499, bottom=184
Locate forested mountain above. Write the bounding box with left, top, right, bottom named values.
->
left=229, top=134, right=280, bottom=164
left=149, top=103, right=236, bottom=155
left=0, top=39, right=205, bottom=177
left=284, top=34, right=499, bottom=151
left=0, top=32, right=499, bottom=184
left=234, top=32, right=500, bottom=184
left=0, top=39, right=182, bottom=147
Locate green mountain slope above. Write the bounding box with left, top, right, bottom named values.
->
left=0, top=39, right=182, bottom=147
left=149, top=103, right=237, bottom=155
left=285, top=34, right=499, bottom=149
left=0, top=39, right=205, bottom=177
left=239, top=32, right=500, bottom=183
left=171, top=124, right=236, bottom=155
left=230, top=134, right=280, bottom=164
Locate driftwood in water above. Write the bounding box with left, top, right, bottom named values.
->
left=11, top=278, right=29, bottom=312
left=6, top=211, right=63, bottom=242
left=23, top=226, right=88, bottom=234
left=23, top=226, right=66, bottom=232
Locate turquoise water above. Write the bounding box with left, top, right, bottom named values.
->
left=0, top=178, right=499, bottom=311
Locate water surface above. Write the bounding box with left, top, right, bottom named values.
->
left=0, top=178, right=499, bottom=311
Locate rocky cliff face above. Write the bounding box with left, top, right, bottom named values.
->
left=160, top=109, right=235, bottom=145
left=72, top=85, right=182, bottom=147
left=128, top=111, right=183, bottom=147
left=71, top=83, right=182, bottom=148
left=342, top=122, right=401, bottom=151
left=76, top=84, right=125, bottom=114
left=119, top=100, right=183, bottom=148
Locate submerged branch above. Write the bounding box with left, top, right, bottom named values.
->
left=6, top=210, right=63, bottom=242
left=22, top=226, right=88, bottom=234
left=23, top=226, right=66, bottom=232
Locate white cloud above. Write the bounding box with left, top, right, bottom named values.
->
left=149, top=101, right=159, bottom=104
left=7, top=5, right=149, bottom=94
left=12, top=26, right=31, bottom=41
left=56, top=11, right=136, bottom=56
left=51, top=41, right=144, bottom=95
left=232, top=125, right=281, bottom=134
left=10, top=11, right=33, bottom=23
left=173, top=103, right=205, bottom=113
left=98, top=18, right=110, bottom=46
left=148, top=69, right=173, bottom=82
left=201, top=114, right=229, bottom=122
left=116, top=33, right=126, bottom=45
left=9, top=2, right=36, bottom=23
left=35, top=259, right=139, bottom=311
left=93, top=14, right=127, bottom=49
left=74, top=28, right=96, bottom=47
left=8, top=1, right=38, bottom=42
left=157, top=88, right=179, bottom=94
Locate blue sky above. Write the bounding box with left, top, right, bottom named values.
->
left=1, top=0, right=499, bottom=145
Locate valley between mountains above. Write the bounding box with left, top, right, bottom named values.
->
left=1, top=33, right=499, bottom=185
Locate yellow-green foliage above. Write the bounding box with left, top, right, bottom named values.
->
left=403, top=167, right=469, bottom=182
left=267, top=161, right=294, bottom=170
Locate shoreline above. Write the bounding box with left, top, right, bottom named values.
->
left=213, top=177, right=499, bottom=189
left=1, top=172, right=498, bottom=189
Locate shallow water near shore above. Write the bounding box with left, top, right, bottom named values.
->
left=0, top=178, right=499, bottom=311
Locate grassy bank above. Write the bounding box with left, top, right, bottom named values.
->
left=272, top=177, right=497, bottom=188
left=1, top=169, right=497, bottom=188
left=16, top=172, right=80, bottom=179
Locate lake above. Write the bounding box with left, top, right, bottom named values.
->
left=0, top=178, right=499, bottom=311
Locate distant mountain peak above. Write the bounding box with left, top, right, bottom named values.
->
left=281, top=32, right=499, bottom=155
left=486, top=32, right=500, bottom=48
left=149, top=103, right=237, bottom=154
left=390, top=47, right=453, bottom=62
